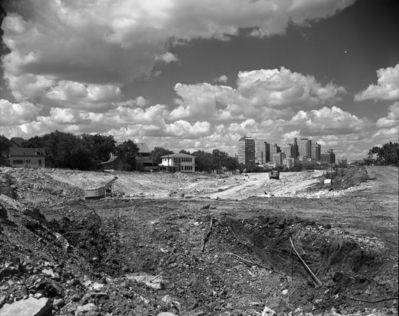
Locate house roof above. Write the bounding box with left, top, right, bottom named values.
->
left=161, top=153, right=195, bottom=159
left=136, top=142, right=151, bottom=153
left=10, top=137, right=26, bottom=147
left=9, top=147, right=45, bottom=157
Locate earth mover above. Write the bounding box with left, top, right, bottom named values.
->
left=269, top=170, right=280, bottom=180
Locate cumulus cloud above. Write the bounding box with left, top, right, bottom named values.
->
left=373, top=102, right=399, bottom=140
left=355, top=63, right=399, bottom=101
left=2, top=0, right=355, bottom=91
left=155, top=52, right=179, bottom=64
left=215, top=75, right=228, bottom=84
left=237, top=68, right=346, bottom=108
left=376, top=102, right=399, bottom=128
left=171, top=68, right=346, bottom=122
left=0, top=99, right=40, bottom=126
left=289, top=106, right=368, bottom=135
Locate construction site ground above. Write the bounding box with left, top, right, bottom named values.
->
left=0, top=166, right=397, bottom=315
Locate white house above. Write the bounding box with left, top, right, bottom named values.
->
left=160, top=153, right=195, bottom=173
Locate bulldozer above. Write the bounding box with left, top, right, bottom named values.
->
left=269, top=170, right=280, bottom=180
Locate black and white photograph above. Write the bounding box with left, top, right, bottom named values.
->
left=0, top=0, right=398, bottom=315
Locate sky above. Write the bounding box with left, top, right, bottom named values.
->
left=0, top=0, right=398, bottom=160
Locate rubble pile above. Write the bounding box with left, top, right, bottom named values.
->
left=0, top=166, right=397, bottom=315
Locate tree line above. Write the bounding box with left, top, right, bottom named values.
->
left=364, top=142, right=399, bottom=166
left=0, top=131, right=240, bottom=171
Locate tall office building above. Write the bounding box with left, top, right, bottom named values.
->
left=292, top=138, right=299, bottom=159
left=298, top=138, right=311, bottom=159
left=321, top=149, right=336, bottom=164
left=255, top=139, right=268, bottom=164
left=273, top=152, right=286, bottom=166
left=311, top=142, right=321, bottom=161
left=237, top=136, right=255, bottom=167
left=265, top=142, right=271, bottom=162
left=270, top=143, right=281, bottom=158
left=282, top=144, right=293, bottom=158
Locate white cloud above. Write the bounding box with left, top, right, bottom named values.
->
left=289, top=106, right=368, bottom=135
left=355, top=63, right=399, bottom=101
left=0, top=99, right=40, bottom=126
left=376, top=102, right=399, bottom=128
left=171, top=68, right=346, bottom=122
left=2, top=0, right=355, bottom=91
left=237, top=68, right=346, bottom=108
left=215, top=75, right=228, bottom=84
left=156, top=52, right=179, bottom=64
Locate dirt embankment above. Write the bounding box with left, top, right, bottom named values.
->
left=0, top=167, right=398, bottom=315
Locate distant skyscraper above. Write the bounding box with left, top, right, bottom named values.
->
left=255, top=139, right=268, bottom=164
left=311, top=142, right=321, bottom=161
left=293, top=138, right=299, bottom=159
left=298, top=138, right=311, bottom=159
left=270, top=143, right=281, bottom=158
left=265, top=142, right=271, bottom=162
left=321, top=149, right=336, bottom=164
left=273, top=152, right=286, bottom=166
left=282, top=144, right=293, bottom=158
left=237, top=136, right=255, bottom=167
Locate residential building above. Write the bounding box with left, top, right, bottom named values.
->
left=321, top=149, right=336, bottom=164
left=9, top=148, right=45, bottom=168
left=135, top=143, right=157, bottom=171
left=311, top=142, right=321, bottom=161
left=160, top=153, right=195, bottom=173
left=237, top=136, right=255, bottom=167
left=255, top=139, right=268, bottom=164
left=272, top=152, right=286, bottom=167
left=10, top=137, right=26, bottom=148
left=298, top=138, right=311, bottom=159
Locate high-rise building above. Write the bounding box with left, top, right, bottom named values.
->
left=270, top=143, right=281, bottom=158
left=292, top=138, right=299, bottom=159
left=282, top=144, right=293, bottom=158
left=311, top=142, right=321, bottom=161
left=265, top=142, right=271, bottom=162
left=255, top=139, right=268, bottom=164
left=298, top=138, right=311, bottom=159
left=272, top=152, right=286, bottom=166
left=237, top=136, right=255, bottom=167
left=321, top=149, right=336, bottom=164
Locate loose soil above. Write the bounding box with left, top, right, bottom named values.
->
left=0, top=166, right=397, bottom=315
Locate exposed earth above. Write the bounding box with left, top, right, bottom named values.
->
left=0, top=165, right=398, bottom=315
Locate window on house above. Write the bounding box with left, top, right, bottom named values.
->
left=13, top=160, right=23, bottom=164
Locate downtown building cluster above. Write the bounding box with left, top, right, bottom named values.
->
left=237, top=136, right=336, bottom=169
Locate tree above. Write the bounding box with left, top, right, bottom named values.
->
left=81, top=134, right=116, bottom=164
left=151, top=147, right=174, bottom=164
left=0, top=135, right=11, bottom=165
left=116, top=140, right=138, bottom=171
left=192, top=151, right=213, bottom=172
left=367, top=142, right=399, bottom=165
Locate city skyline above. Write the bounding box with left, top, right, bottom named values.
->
left=0, top=0, right=398, bottom=161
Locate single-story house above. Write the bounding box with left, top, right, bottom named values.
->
left=160, top=153, right=195, bottom=173
left=9, top=147, right=46, bottom=168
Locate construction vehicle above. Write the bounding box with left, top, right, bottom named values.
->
left=84, top=176, right=118, bottom=199
left=269, top=170, right=280, bottom=180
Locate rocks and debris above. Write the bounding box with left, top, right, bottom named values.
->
left=0, top=297, right=51, bottom=316
left=0, top=166, right=397, bottom=315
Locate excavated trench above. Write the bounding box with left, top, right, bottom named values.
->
left=215, top=215, right=397, bottom=310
